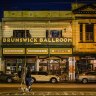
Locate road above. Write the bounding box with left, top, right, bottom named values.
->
left=0, top=83, right=96, bottom=96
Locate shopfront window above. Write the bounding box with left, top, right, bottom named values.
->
left=26, top=58, right=36, bottom=71
left=5, top=58, right=17, bottom=74
left=76, top=59, right=93, bottom=74
left=60, top=59, right=68, bottom=74
left=39, top=59, right=48, bottom=71
left=49, top=59, right=60, bottom=75
left=5, top=57, right=36, bottom=76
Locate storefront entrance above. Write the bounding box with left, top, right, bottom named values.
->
left=4, top=56, right=71, bottom=81
left=39, top=57, right=68, bottom=75
left=76, top=56, right=96, bottom=74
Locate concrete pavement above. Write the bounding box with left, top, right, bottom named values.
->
left=0, top=91, right=96, bottom=96
left=0, top=83, right=96, bottom=88
left=0, top=83, right=96, bottom=96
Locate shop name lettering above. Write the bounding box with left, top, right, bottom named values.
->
left=3, top=38, right=72, bottom=43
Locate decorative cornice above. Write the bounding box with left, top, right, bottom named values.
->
left=73, top=4, right=96, bottom=14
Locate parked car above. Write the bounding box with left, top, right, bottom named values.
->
left=0, top=71, right=19, bottom=83
left=31, top=71, right=60, bottom=83
left=76, top=71, right=96, bottom=84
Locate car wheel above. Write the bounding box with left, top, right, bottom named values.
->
left=31, top=77, right=36, bottom=83
left=50, top=78, right=57, bottom=83
left=6, top=77, right=12, bottom=83
left=82, top=78, right=88, bottom=84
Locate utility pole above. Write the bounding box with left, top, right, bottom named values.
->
left=20, top=12, right=27, bottom=90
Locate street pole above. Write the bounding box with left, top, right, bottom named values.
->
left=20, top=20, right=27, bottom=90
left=48, top=21, right=50, bottom=74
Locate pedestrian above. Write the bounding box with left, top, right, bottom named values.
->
left=25, top=70, right=32, bottom=92
left=18, top=70, right=22, bottom=78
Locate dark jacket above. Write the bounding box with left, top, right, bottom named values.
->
left=25, top=71, right=32, bottom=86
left=26, top=71, right=31, bottom=78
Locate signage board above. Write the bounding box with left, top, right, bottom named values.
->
left=50, top=48, right=72, bottom=54
left=3, top=48, right=25, bottom=54
left=26, top=48, right=48, bottom=54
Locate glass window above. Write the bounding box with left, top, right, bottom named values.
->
left=80, top=24, right=83, bottom=41
left=31, top=71, right=37, bottom=75
left=13, top=30, right=31, bottom=38
left=38, top=72, right=48, bottom=75
left=51, top=30, right=59, bottom=37
left=85, top=24, right=94, bottom=42
left=46, top=30, right=62, bottom=38
left=86, top=72, right=96, bottom=75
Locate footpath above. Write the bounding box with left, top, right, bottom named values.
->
left=0, top=83, right=96, bottom=96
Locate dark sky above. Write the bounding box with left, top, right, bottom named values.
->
left=0, top=0, right=96, bottom=19
left=1, top=0, right=96, bottom=10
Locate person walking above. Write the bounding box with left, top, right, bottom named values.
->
left=25, top=70, right=32, bottom=92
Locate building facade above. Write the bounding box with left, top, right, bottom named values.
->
left=0, top=3, right=96, bottom=80
left=72, top=3, right=96, bottom=73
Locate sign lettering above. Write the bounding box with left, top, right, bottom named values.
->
left=3, top=37, right=72, bottom=43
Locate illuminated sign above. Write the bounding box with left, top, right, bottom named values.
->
left=50, top=48, right=72, bottom=54
left=3, top=48, right=72, bottom=55
left=3, top=37, right=72, bottom=43
left=27, top=48, right=48, bottom=54
left=3, top=48, right=25, bottom=54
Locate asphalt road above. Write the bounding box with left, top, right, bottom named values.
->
left=0, top=83, right=96, bottom=96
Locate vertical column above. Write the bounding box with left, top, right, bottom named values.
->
left=36, top=57, right=40, bottom=71
left=83, top=24, right=86, bottom=42
left=0, top=23, right=2, bottom=71
left=68, top=57, right=76, bottom=81
left=0, top=58, right=1, bottom=71
left=94, top=24, right=96, bottom=42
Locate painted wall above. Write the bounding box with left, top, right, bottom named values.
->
left=2, top=21, right=72, bottom=38
left=72, top=19, right=96, bottom=53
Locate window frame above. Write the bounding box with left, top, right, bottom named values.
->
left=13, top=30, right=31, bottom=38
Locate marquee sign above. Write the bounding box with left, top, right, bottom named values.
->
left=3, top=48, right=72, bottom=55
left=26, top=48, right=48, bottom=54
left=3, top=48, right=25, bottom=54
left=50, top=48, right=72, bottom=54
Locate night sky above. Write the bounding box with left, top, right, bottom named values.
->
left=0, top=0, right=96, bottom=19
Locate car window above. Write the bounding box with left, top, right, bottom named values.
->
left=86, top=72, right=96, bottom=75
left=38, top=72, right=48, bottom=75
left=31, top=72, right=37, bottom=75
left=91, top=72, right=96, bottom=75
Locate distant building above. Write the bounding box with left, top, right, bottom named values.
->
left=0, top=3, right=96, bottom=80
